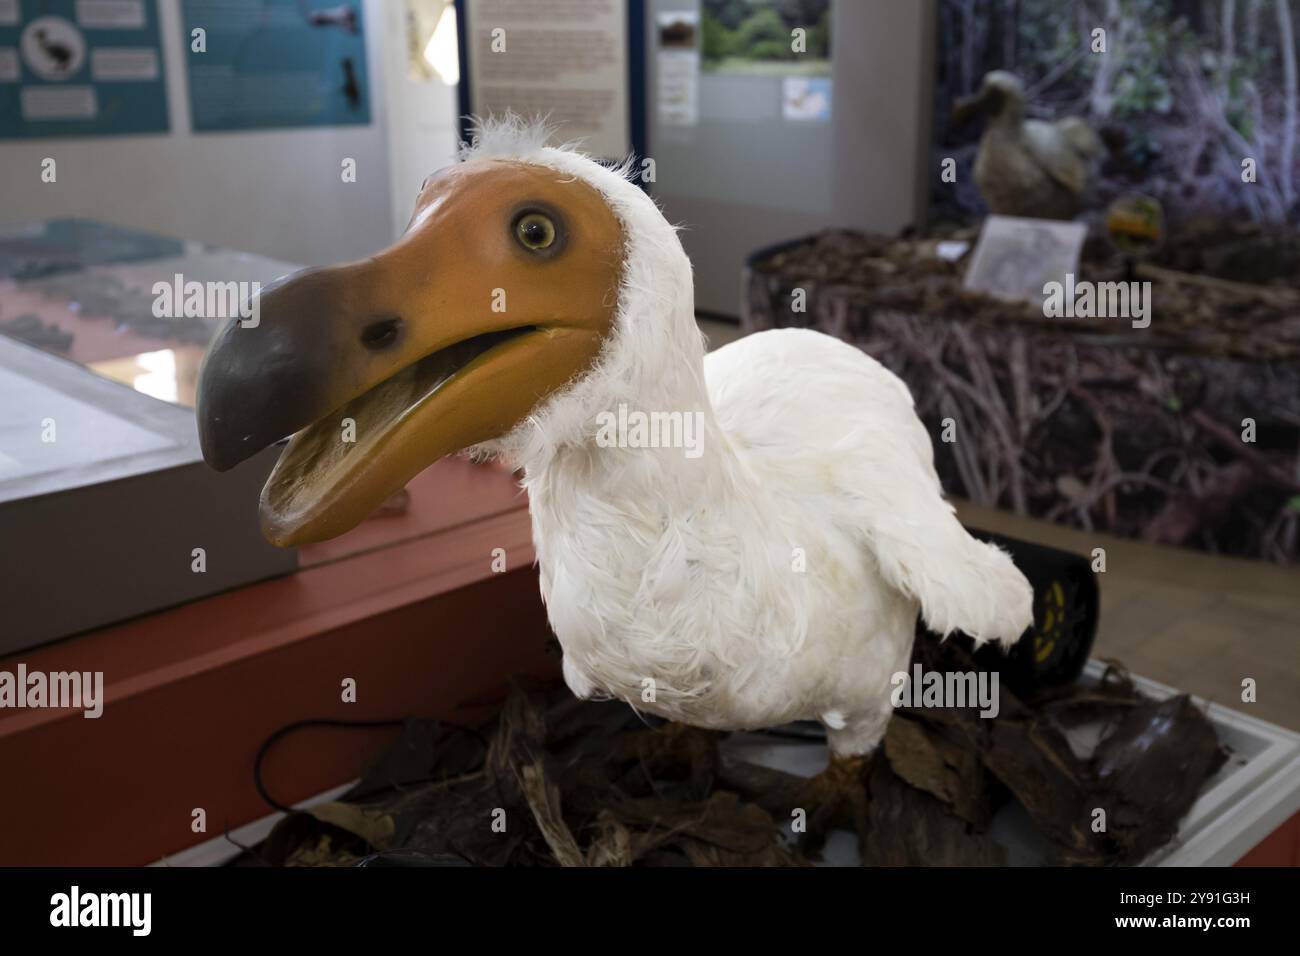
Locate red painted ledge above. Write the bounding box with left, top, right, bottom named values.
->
left=0, top=459, right=559, bottom=866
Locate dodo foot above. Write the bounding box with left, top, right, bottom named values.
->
left=791, top=752, right=874, bottom=856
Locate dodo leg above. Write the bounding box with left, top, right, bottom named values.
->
left=793, top=706, right=893, bottom=855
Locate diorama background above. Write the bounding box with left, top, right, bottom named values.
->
left=931, top=0, right=1300, bottom=226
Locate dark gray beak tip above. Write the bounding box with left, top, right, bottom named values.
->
left=196, top=417, right=244, bottom=473
left=194, top=266, right=340, bottom=475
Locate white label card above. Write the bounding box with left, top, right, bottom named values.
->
left=963, top=215, right=1087, bottom=304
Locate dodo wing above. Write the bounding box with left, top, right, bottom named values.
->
left=706, top=328, right=1032, bottom=646
left=1023, top=119, right=1093, bottom=197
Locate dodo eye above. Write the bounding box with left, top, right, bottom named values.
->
left=514, top=212, right=556, bottom=251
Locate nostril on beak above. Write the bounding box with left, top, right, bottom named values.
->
left=360, top=316, right=403, bottom=351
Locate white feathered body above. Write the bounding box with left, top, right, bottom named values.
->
left=523, top=329, right=1031, bottom=756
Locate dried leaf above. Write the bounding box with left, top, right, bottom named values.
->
left=307, top=802, right=396, bottom=851
left=885, top=716, right=990, bottom=827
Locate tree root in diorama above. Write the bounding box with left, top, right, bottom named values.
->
left=744, top=226, right=1300, bottom=562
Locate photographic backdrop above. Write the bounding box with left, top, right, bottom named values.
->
left=932, top=0, right=1300, bottom=226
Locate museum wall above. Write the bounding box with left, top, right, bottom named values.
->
left=651, top=0, right=934, bottom=315
left=378, top=0, right=460, bottom=237
left=0, top=0, right=396, bottom=268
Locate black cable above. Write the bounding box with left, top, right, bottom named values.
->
left=252, top=716, right=490, bottom=814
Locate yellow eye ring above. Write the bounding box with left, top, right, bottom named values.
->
left=515, top=213, right=556, bottom=251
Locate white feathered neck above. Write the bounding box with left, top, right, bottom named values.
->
left=462, top=119, right=749, bottom=508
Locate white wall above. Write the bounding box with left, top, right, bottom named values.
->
left=0, top=0, right=396, bottom=268
left=378, top=0, right=460, bottom=234
left=648, top=0, right=935, bottom=316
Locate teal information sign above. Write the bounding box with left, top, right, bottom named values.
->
left=0, top=0, right=169, bottom=139
left=180, top=0, right=371, bottom=132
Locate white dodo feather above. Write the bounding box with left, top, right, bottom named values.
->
left=462, top=117, right=1033, bottom=757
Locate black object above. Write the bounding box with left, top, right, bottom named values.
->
left=922, top=530, right=1100, bottom=697
left=35, top=30, right=74, bottom=71
left=341, top=58, right=361, bottom=110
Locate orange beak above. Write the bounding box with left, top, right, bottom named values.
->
left=197, top=161, right=624, bottom=546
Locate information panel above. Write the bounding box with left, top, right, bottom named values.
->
left=0, top=0, right=169, bottom=139
left=458, top=0, right=639, bottom=162
left=180, top=0, right=371, bottom=132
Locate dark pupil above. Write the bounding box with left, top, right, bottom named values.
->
left=523, top=220, right=546, bottom=243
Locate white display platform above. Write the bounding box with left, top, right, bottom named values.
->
left=726, top=661, right=1300, bottom=866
